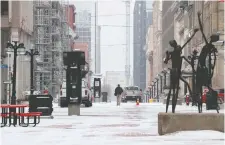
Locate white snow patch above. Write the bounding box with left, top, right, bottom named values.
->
left=1, top=102, right=224, bottom=145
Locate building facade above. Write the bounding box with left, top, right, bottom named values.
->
left=75, top=10, right=92, bottom=86
left=33, top=1, right=69, bottom=98
left=133, top=1, right=152, bottom=90
left=76, top=10, right=92, bottom=64
left=152, top=0, right=162, bottom=80
left=167, top=1, right=224, bottom=96
left=1, top=1, right=33, bottom=102
left=162, top=1, right=175, bottom=70
left=146, top=25, right=154, bottom=88
left=67, top=4, right=77, bottom=49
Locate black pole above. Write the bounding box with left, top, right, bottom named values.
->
left=208, top=53, right=212, bottom=86
left=160, top=76, right=163, bottom=93
left=164, top=72, right=166, bottom=87
left=191, top=54, right=197, bottom=105
left=151, top=85, right=152, bottom=98
left=150, top=86, right=152, bottom=99
left=11, top=43, right=18, bottom=105
left=149, top=87, right=151, bottom=99
left=152, top=85, right=154, bottom=98
left=153, top=82, right=155, bottom=97
left=151, top=85, right=153, bottom=99
left=30, top=49, right=34, bottom=95
left=156, top=79, right=159, bottom=102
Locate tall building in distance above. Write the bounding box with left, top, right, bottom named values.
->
left=133, top=1, right=152, bottom=90
left=75, top=10, right=92, bottom=64
left=75, top=10, right=92, bottom=85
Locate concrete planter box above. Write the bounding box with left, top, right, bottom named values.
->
left=158, top=113, right=224, bottom=135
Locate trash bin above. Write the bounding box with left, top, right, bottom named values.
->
left=102, top=92, right=108, bottom=102
left=206, top=90, right=219, bottom=110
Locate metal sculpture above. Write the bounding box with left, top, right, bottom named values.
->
left=196, top=12, right=219, bottom=113
left=182, top=49, right=199, bottom=106
left=163, top=29, right=198, bottom=113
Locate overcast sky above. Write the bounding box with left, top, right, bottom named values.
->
left=70, top=0, right=135, bottom=77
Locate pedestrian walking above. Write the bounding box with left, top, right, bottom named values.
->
left=114, top=84, right=123, bottom=106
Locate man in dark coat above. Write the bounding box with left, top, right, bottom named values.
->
left=114, top=84, right=123, bottom=106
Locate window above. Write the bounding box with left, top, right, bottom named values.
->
left=125, top=87, right=139, bottom=90
left=1, top=1, right=8, bottom=15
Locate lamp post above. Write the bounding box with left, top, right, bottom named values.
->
left=155, top=78, right=159, bottom=102
left=25, top=46, right=39, bottom=95
left=162, top=69, right=167, bottom=88
left=159, top=74, right=163, bottom=93
left=150, top=85, right=152, bottom=99
left=151, top=81, right=154, bottom=98
left=6, top=41, right=25, bottom=104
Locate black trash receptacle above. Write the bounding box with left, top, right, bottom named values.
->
left=206, top=90, right=219, bottom=110
left=29, top=94, right=53, bottom=116
left=102, top=92, right=108, bottom=102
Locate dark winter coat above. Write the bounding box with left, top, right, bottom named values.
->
left=114, top=86, right=123, bottom=96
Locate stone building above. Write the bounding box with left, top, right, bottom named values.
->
left=1, top=1, right=33, bottom=103
left=146, top=25, right=154, bottom=87
left=146, top=0, right=162, bottom=86
left=172, top=1, right=224, bottom=95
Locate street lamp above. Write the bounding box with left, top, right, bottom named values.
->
left=152, top=81, right=156, bottom=98
left=155, top=77, right=159, bottom=102
left=25, top=45, right=39, bottom=95
left=6, top=41, right=26, bottom=104
left=158, top=74, right=163, bottom=93
left=162, top=68, right=168, bottom=88
left=150, top=85, right=153, bottom=99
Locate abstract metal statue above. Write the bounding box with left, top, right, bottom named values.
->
left=196, top=12, right=219, bottom=113
left=182, top=49, right=199, bottom=106
left=163, top=28, right=198, bottom=113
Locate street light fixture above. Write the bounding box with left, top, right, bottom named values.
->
left=161, top=70, right=167, bottom=89
left=150, top=85, right=153, bottom=99
left=151, top=81, right=155, bottom=98
left=155, top=77, right=159, bottom=102
left=158, top=73, right=163, bottom=93
left=6, top=41, right=26, bottom=105
left=25, top=45, right=39, bottom=95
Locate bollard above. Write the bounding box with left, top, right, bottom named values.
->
left=136, top=98, right=139, bottom=106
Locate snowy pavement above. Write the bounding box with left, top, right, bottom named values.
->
left=1, top=102, right=224, bottom=145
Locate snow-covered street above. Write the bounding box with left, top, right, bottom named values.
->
left=1, top=103, right=224, bottom=145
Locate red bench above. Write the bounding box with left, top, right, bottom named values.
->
left=15, top=112, right=42, bottom=127
left=0, top=114, right=9, bottom=117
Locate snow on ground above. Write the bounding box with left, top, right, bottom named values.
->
left=1, top=102, right=224, bottom=145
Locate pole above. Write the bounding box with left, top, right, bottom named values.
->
left=153, top=83, right=155, bottom=98
left=191, top=55, right=196, bottom=105
left=94, top=1, right=97, bottom=74
left=160, top=76, right=163, bottom=93
left=164, top=72, right=166, bottom=87
left=11, top=43, right=17, bottom=105
left=150, top=87, right=152, bottom=99
left=30, top=50, right=34, bottom=95
left=156, top=79, right=159, bottom=102
left=208, top=54, right=212, bottom=86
